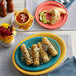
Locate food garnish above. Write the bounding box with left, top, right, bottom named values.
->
left=39, top=10, right=47, bottom=21
left=42, top=14, right=50, bottom=24
left=39, top=10, right=50, bottom=24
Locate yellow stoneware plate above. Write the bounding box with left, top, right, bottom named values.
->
left=12, top=32, right=66, bottom=75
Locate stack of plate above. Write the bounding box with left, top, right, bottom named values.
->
left=12, top=33, right=66, bottom=75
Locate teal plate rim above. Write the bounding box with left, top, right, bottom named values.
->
left=14, top=37, right=61, bottom=71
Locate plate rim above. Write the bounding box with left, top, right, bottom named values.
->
left=15, top=37, right=61, bottom=71
left=12, top=32, right=66, bottom=75
left=35, top=1, right=68, bottom=29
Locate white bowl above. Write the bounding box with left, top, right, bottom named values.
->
left=0, top=38, right=15, bottom=48
left=11, top=16, right=34, bottom=31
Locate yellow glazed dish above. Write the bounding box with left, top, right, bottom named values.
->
left=12, top=32, right=66, bottom=75
left=15, top=9, right=34, bottom=27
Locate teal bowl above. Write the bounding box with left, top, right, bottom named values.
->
left=15, top=37, right=61, bottom=71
